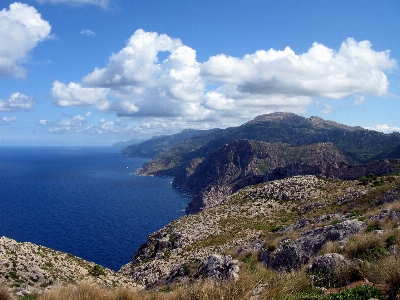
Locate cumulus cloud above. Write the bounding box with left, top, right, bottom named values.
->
left=0, top=2, right=51, bottom=78
left=0, top=92, right=36, bottom=111
left=203, top=39, right=396, bottom=99
left=365, top=124, right=400, bottom=133
left=36, top=0, right=109, bottom=9
left=50, top=81, right=109, bottom=108
left=80, top=29, right=95, bottom=36
left=49, top=31, right=397, bottom=127
left=2, top=116, right=17, bottom=123
left=46, top=114, right=90, bottom=133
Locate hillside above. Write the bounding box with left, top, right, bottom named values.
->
left=119, top=173, right=400, bottom=292
left=120, top=128, right=220, bottom=159
left=135, top=113, right=400, bottom=177
left=172, top=140, right=351, bottom=212
left=0, top=236, right=142, bottom=297
left=2, top=173, right=400, bottom=299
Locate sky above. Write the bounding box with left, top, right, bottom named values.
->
left=0, top=0, right=400, bottom=146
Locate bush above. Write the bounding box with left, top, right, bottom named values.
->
left=324, top=285, right=384, bottom=300
left=89, top=264, right=105, bottom=276
left=344, top=234, right=387, bottom=261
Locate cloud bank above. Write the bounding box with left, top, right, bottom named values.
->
left=0, top=2, right=51, bottom=78
left=365, top=124, right=400, bottom=134
left=50, top=30, right=397, bottom=128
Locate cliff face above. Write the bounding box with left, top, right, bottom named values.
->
left=172, top=140, right=353, bottom=213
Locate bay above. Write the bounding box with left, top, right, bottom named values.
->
left=0, top=146, right=190, bottom=271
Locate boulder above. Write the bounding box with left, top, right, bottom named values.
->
left=310, top=253, right=349, bottom=273
left=259, top=220, right=364, bottom=272
left=195, top=254, right=239, bottom=280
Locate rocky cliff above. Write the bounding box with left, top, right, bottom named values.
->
left=172, top=140, right=351, bottom=213
left=120, top=173, right=400, bottom=289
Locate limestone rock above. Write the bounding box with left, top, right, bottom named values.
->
left=259, top=220, right=364, bottom=272
left=194, top=254, right=239, bottom=281
left=310, top=253, right=349, bottom=273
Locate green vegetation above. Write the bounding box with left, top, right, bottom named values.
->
left=89, top=264, right=105, bottom=277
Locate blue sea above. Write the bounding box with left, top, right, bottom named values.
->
left=0, top=147, right=190, bottom=271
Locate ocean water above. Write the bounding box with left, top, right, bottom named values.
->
left=0, top=147, right=190, bottom=271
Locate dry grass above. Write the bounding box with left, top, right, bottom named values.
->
left=38, top=282, right=148, bottom=300
left=319, top=241, right=341, bottom=255
left=343, top=233, right=387, bottom=261
left=0, top=286, right=13, bottom=300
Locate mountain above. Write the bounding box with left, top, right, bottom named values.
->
left=135, top=112, right=400, bottom=177
left=112, top=138, right=145, bottom=150
left=121, top=128, right=220, bottom=159
left=129, top=113, right=400, bottom=213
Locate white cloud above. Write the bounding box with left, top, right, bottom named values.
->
left=37, top=119, right=48, bottom=125
left=202, top=38, right=396, bottom=99
left=47, top=114, right=90, bottom=133
left=365, top=124, right=400, bottom=133
left=49, top=32, right=397, bottom=128
left=0, top=2, right=51, bottom=78
left=321, top=102, right=334, bottom=114
left=36, top=0, right=109, bottom=9
left=80, top=29, right=96, bottom=36
left=0, top=92, right=35, bottom=111
left=2, top=116, right=17, bottom=122
left=354, top=95, right=365, bottom=106
left=50, top=81, right=109, bottom=108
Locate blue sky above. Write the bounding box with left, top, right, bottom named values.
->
left=1, top=0, right=399, bottom=146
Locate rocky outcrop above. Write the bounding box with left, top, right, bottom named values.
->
left=310, top=253, right=350, bottom=274
left=0, top=236, right=142, bottom=296
left=259, top=220, right=364, bottom=272
left=194, top=254, right=239, bottom=281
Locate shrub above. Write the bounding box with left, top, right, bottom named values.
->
left=376, top=256, right=400, bottom=297
left=385, top=234, right=398, bottom=248
left=324, top=285, right=384, bottom=300
left=344, top=233, right=387, bottom=261
left=310, top=263, right=362, bottom=288
left=89, top=264, right=105, bottom=277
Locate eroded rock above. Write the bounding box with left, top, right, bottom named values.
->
left=195, top=254, right=239, bottom=281
left=259, top=220, right=364, bottom=272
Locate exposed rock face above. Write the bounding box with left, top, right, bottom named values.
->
left=310, top=253, right=349, bottom=274
left=174, top=140, right=350, bottom=213
left=259, top=220, right=364, bottom=272
left=266, top=159, right=400, bottom=182
left=194, top=254, right=239, bottom=281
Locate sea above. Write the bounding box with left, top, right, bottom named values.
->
left=0, top=146, right=191, bottom=271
